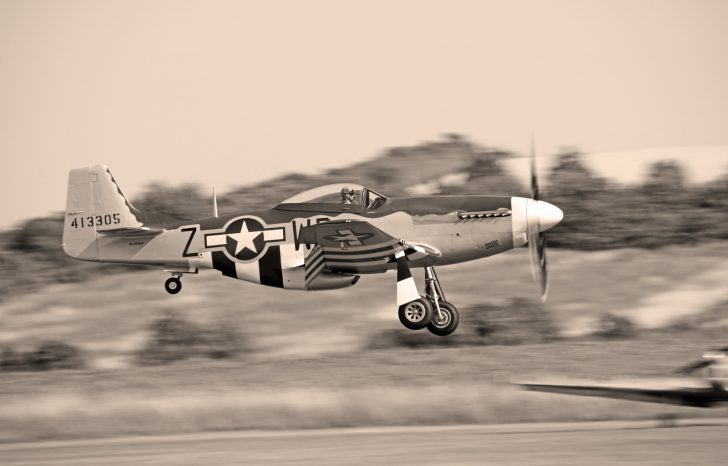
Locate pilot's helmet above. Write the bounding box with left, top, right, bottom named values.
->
left=341, top=186, right=354, bottom=196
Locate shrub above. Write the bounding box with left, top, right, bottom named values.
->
left=26, top=341, right=85, bottom=370
left=468, top=298, right=558, bottom=345
left=0, top=341, right=84, bottom=371
left=368, top=329, right=465, bottom=350
left=368, top=299, right=558, bottom=350
left=137, top=313, right=245, bottom=365
left=0, top=347, right=24, bottom=370
left=593, top=314, right=636, bottom=339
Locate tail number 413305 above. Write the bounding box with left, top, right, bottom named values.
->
left=70, top=213, right=121, bottom=228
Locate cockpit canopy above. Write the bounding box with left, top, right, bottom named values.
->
left=275, top=183, right=387, bottom=212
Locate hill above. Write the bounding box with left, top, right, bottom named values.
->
left=1, top=135, right=727, bottom=300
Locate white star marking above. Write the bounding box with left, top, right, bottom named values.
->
left=227, top=221, right=262, bottom=255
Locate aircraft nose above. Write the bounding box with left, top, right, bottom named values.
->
left=532, top=201, right=564, bottom=232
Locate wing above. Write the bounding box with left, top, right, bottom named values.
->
left=299, top=220, right=441, bottom=274
left=299, top=220, right=404, bottom=275
left=520, top=382, right=722, bottom=408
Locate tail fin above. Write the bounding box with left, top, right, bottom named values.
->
left=63, top=165, right=143, bottom=260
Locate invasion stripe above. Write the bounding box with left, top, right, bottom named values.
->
left=212, top=251, right=237, bottom=278
left=304, top=255, right=325, bottom=281
left=305, top=259, right=324, bottom=278
left=305, top=262, right=325, bottom=285
left=304, top=246, right=324, bottom=275
left=259, top=246, right=284, bottom=288
left=306, top=246, right=324, bottom=263
left=306, top=254, right=324, bottom=272
left=305, top=251, right=324, bottom=270
left=304, top=245, right=325, bottom=283
left=395, top=251, right=411, bottom=282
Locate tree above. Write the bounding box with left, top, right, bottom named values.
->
left=641, top=161, right=687, bottom=204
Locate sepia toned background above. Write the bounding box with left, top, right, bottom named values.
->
left=1, top=0, right=728, bottom=226
left=1, top=1, right=727, bottom=464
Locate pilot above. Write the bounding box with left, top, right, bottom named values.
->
left=341, top=186, right=356, bottom=205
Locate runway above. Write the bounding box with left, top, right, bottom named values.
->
left=1, top=419, right=726, bottom=466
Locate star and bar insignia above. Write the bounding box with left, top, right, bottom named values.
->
left=205, top=217, right=286, bottom=261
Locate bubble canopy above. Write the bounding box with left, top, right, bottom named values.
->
left=275, top=183, right=388, bottom=212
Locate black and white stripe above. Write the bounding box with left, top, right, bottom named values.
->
left=395, top=250, right=420, bottom=306
left=320, top=239, right=400, bottom=272
left=304, top=245, right=325, bottom=286
left=211, top=247, right=285, bottom=288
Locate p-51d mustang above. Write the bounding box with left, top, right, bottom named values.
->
left=63, top=154, right=563, bottom=336
left=520, top=347, right=728, bottom=408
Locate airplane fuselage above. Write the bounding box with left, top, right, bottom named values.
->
left=64, top=166, right=563, bottom=296
left=81, top=195, right=533, bottom=290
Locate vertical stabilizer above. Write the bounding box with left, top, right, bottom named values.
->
left=62, top=165, right=143, bottom=260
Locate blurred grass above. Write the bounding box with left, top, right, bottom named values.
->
left=0, top=380, right=719, bottom=443
left=0, top=329, right=724, bottom=443
left=0, top=244, right=727, bottom=441
left=1, top=244, right=727, bottom=365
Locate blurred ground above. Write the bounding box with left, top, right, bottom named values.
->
left=0, top=244, right=727, bottom=441
left=1, top=244, right=727, bottom=365
left=1, top=421, right=726, bottom=466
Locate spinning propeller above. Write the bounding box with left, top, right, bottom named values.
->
left=526, top=139, right=563, bottom=302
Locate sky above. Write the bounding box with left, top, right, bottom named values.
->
left=1, top=0, right=727, bottom=228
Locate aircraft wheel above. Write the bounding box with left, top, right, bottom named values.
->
left=427, top=301, right=459, bottom=336
left=164, top=277, right=182, bottom=294
left=398, top=298, right=433, bottom=330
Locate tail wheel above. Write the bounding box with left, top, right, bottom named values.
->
left=398, top=298, right=433, bottom=330
left=427, top=301, right=459, bottom=336
left=164, top=277, right=182, bottom=294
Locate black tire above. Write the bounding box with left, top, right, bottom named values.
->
left=398, top=298, right=433, bottom=330
left=427, top=301, right=459, bottom=336
left=164, top=277, right=182, bottom=294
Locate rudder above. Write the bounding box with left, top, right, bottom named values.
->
left=63, top=165, right=143, bottom=260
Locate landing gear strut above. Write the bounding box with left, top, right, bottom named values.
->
left=164, top=274, right=182, bottom=294
left=422, top=267, right=459, bottom=336
left=394, top=250, right=459, bottom=335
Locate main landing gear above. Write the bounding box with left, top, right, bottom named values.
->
left=164, top=274, right=182, bottom=294
left=398, top=299, right=432, bottom=330
left=398, top=266, right=459, bottom=336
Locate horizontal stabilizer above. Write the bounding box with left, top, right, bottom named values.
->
left=97, top=227, right=164, bottom=237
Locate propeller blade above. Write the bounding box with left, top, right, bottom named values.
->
left=528, top=219, right=549, bottom=302
left=527, top=138, right=549, bottom=302
left=530, top=136, right=540, bottom=201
